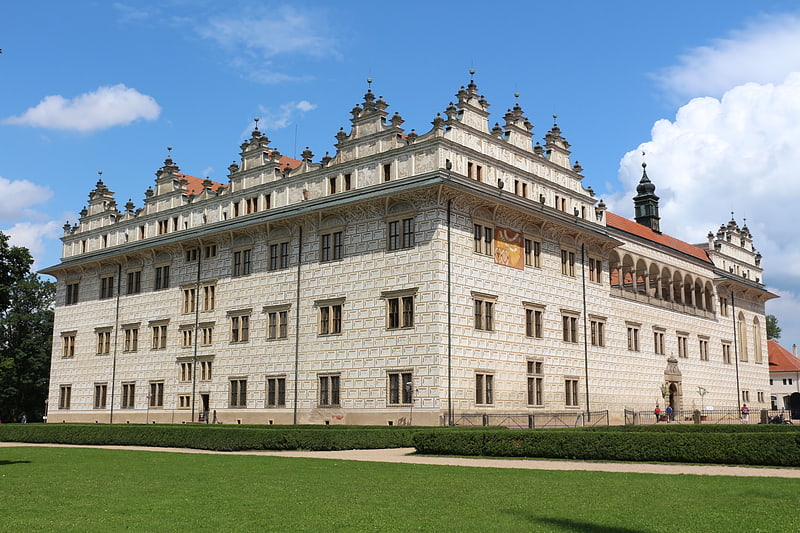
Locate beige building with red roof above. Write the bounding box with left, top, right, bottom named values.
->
left=43, top=77, right=775, bottom=425
left=768, top=340, right=800, bottom=416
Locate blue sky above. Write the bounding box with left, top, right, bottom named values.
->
left=2, top=1, right=800, bottom=346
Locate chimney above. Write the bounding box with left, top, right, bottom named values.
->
left=793, top=343, right=798, bottom=357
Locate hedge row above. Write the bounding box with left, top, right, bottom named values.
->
left=0, top=424, right=417, bottom=451
left=578, top=424, right=800, bottom=433
left=412, top=429, right=800, bottom=466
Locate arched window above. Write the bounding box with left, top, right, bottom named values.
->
left=752, top=318, right=762, bottom=363
left=738, top=312, right=748, bottom=362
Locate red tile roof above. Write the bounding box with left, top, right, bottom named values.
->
left=178, top=174, right=224, bottom=196
left=768, top=339, right=800, bottom=372
left=176, top=154, right=302, bottom=196
left=606, top=212, right=712, bottom=264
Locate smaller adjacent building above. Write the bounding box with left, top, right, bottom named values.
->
left=767, top=339, right=800, bottom=417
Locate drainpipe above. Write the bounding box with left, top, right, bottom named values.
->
left=447, top=199, right=453, bottom=426
left=581, top=244, right=590, bottom=420
left=731, top=292, right=742, bottom=410
left=109, top=264, right=122, bottom=424
left=293, top=226, right=303, bottom=425
left=191, top=247, right=202, bottom=423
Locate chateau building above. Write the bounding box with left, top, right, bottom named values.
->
left=43, top=77, right=775, bottom=425
left=768, top=340, right=800, bottom=415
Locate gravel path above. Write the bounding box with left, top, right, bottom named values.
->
left=3, top=442, right=799, bottom=478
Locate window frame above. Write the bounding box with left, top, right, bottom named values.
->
left=475, top=373, right=494, bottom=405
left=388, top=371, right=414, bottom=405
left=318, top=374, right=341, bottom=407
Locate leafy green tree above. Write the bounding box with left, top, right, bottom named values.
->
left=0, top=232, right=55, bottom=422
left=766, top=314, right=781, bottom=340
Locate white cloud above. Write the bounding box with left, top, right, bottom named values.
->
left=3, top=220, right=64, bottom=270
left=613, top=73, right=800, bottom=343
left=0, top=176, right=53, bottom=222
left=257, top=100, right=317, bottom=130
left=655, top=14, right=800, bottom=99
left=4, top=84, right=161, bottom=132
left=197, top=6, right=337, bottom=83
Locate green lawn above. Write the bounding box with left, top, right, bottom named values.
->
left=0, top=446, right=797, bottom=532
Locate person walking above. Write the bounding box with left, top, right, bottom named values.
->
left=741, top=403, right=749, bottom=422
left=654, top=404, right=661, bottom=423
left=666, top=405, right=673, bottom=422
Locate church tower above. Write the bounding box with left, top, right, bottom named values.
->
left=633, top=162, right=660, bottom=233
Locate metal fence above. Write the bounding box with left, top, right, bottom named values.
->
left=446, top=410, right=609, bottom=428
left=629, top=408, right=796, bottom=425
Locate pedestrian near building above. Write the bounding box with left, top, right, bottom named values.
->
left=666, top=405, right=673, bottom=422
left=654, top=404, right=661, bottom=423
left=741, top=404, right=749, bottom=422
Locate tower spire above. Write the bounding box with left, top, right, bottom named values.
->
left=633, top=160, right=661, bottom=233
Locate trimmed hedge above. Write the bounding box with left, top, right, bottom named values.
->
left=578, top=424, right=800, bottom=433
left=412, top=429, right=800, bottom=466
left=0, top=424, right=417, bottom=452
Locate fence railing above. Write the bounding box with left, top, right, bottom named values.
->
left=445, top=411, right=609, bottom=428
left=631, top=408, right=796, bottom=425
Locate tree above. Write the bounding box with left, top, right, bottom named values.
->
left=766, top=314, right=782, bottom=340
left=0, top=232, right=55, bottom=422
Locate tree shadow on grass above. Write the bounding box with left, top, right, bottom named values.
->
left=0, top=460, right=31, bottom=465
left=503, top=510, right=650, bottom=533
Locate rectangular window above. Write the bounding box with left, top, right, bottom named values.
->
left=383, top=163, right=392, bottom=182
left=388, top=372, right=413, bottom=405
left=468, top=161, right=483, bottom=181
left=654, top=331, right=665, bottom=355
left=722, top=342, right=732, bottom=364
left=329, top=176, right=337, bottom=194
left=151, top=324, right=168, bottom=349
left=319, top=375, right=340, bottom=407
left=123, top=327, right=139, bottom=352
left=719, top=296, right=729, bottom=317
left=93, top=383, right=108, bottom=409
left=200, top=325, right=214, bottom=346
left=474, top=299, right=494, bottom=331
left=590, top=319, right=605, bottom=347
left=204, top=245, right=217, bottom=258
left=149, top=382, right=164, bottom=407
left=200, top=360, right=212, bottom=381
left=96, top=330, right=111, bottom=355
left=320, top=231, right=343, bottom=262
left=742, top=390, right=750, bottom=403
left=473, top=224, right=493, bottom=255
left=525, top=308, right=543, bottom=338
left=230, top=379, right=247, bottom=407
left=62, top=333, right=76, bottom=358
left=757, top=391, right=765, bottom=403
left=138, top=225, right=145, bottom=240
left=179, top=362, right=193, bottom=382
left=232, top=249, right=252, bottom=276
left=245, top=196, right=259, bottom=214
left=561, top=250, right=576, bottom=277
left=99, top=276, right=115, bottom=299
left=562, top=315, right=578, bottom=343
left=154, top=265, right=170, bottom=290
left=65, top=282, right=80, bottom=305
left=344, top=173, right=352, bottom=191
left=387, top=296, right=414, bottom=329
left=126, top=271, right=141, bottom=294
left=524, top=239, right=541, bottom=267
left=121, top=383, right=135, bottom=409
left=565, top=379, right=579, bottom=407
left=319, top=304, right=343, bottom=335
left=588, top=257, right=602, bottom=283
left=267, top=377, right=286, bottom=407
left=699, top=338, right=709, bottom=361
left=185, top=248, right=198, bottom=262
left=388, top=218, right=415, bottom=250
left=269, top=242, right=290, bottom=270
left=527, top=361, right=544, bottom=406
left=202, top=284, right=215, bottom=311
left=627, top=326, right=640, bottom=351
left=267, top=310, right=288, bottom=339
left=231, top=315, right=250, bottom=343
left=158, top=219, right=169, bottom=235
left=178, top=394, right=191, bottom=409
left=59, top=385, right=72, bottom=409
left=475, top=373, right=494, bottom=405
left=183, top=288, right=196, bottom=314
left=181, top=328, right=193, bottom=348
left=677, top=335, right=689, bottom=358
